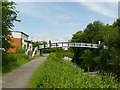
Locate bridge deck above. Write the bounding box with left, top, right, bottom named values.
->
left=31, top=42, right=107, bottom=57
left=38, top=42, right=99, bottom=49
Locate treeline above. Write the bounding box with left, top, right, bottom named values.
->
left=70, top=19, right=120, bottom=77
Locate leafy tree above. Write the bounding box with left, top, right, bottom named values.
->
left=102, top=19, right=120, bottom=76
left=32, top=41, right=47, bottom=49
left=113, top=19, right=120, bottom=30
left=2, top=1, right=20, bottom=50
left=84, top=21, right=104, bottom=43
left=71, top=19, right=120, bottom=77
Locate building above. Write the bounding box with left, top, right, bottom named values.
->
left=7, top=31, right=33, bottom=53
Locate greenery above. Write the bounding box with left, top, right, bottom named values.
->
left=16, top=46, right=26, bottom=53
left=29, top=52, right=120, bottom=88
left=33, top=41, right=47, bottom=49
left=42, top=48, right=63, bottom=53
left=2, top=52, right=30, bottom=74
left=70, top=19, right=120, bottom=77
left=2, top=1, right=20, bottom=50
left=29, top=55, right=43, bottom=60
left=55, top=50, right=74, bottom=59
left=2, top=52, right=42, bottom=74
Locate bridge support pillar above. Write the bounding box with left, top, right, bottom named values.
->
left=39, top=49, right=42, bottom=56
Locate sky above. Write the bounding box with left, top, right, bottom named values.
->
left=9, top=1, right=118, bottom=43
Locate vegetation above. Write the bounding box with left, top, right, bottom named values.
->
left=2, top=1, right=22, bottom=74
left=2, top=52, right=30, bottom=74
left=2, top=1, right=20, bottom=50
left=33, top=41, right=47, bottom=49
left=42, top=48, right=63, bottom=54
left=71, top=19, right=120, bottom=77
left=29, top=52, right=120, bottom=88
left=29, top=55, right=43, bottom=60
left=2, top=45, right=43, bottom=74
left=16, top=46, right=26, bottom=53
left=2, top=51, right=44, bottom=74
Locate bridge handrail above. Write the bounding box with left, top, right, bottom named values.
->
left=31, top=42, right=107, bottom=57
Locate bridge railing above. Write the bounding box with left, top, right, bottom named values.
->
left=38, top=42, right=99, bottom=49
left=31, top=42, right=108, bottom=57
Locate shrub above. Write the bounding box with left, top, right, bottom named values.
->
left=16, top=46, right=26, bottom=53
left=42, top=48, right=62, bottom=53
left=2, top=52, right=30, bottom=74
left=2, top=52, right=17, bottom=66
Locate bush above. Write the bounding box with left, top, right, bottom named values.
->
left=2, top=52, right=30, bottom=74
left=16, top=46, right=26, bottom=53
left=2, top=52, right=17, bottom=66
left=42, top=48, right=63, bottom=53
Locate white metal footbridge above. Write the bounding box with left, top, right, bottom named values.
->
left=29, top=42, right=107, bottom=57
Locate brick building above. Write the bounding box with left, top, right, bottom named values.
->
left=7, top=31, right=33, bottom=53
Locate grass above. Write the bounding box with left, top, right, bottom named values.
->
left=28, top=52, right=120, bottom=88
left=2, top=53, right=42, bottom=75
left=29, top=54, right=43, bottom=60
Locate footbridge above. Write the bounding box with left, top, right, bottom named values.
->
left=30, top=41, right=107, bottom=57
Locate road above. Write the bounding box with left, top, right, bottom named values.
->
left=2, top=54, right=48, bottom=88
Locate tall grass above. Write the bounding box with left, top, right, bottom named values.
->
left=2, top=52, right=30, bottom=74
left=29, top=52, right=120, bottom=88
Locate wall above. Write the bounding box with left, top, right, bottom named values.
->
left=12, top=32, right=21, bottom=38
left=22, top=39, right=28, bottom=49
left=7, top=38, right=22, bottom=53
left=21, top=34, right=28, bottom=40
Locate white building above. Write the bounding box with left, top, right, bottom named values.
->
left=8, top=31, right=33, bottom=53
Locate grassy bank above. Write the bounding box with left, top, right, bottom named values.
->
left=29, top=54, right=43, bottom=60
left=29, top=52, right=120, bottom=88
left=2, top=52, right=42, bottom=74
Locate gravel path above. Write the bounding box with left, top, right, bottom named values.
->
left=2, top=54, right=48, bottom=88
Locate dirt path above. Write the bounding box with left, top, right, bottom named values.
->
left=2, top=54, right=48, bottom=88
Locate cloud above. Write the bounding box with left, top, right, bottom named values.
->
left=55, top=16, right=73, bottom=20
left=16, top=2, right=52, bottom=21
left=80, top=2, right=117, bottom=18
left=32, top=33, right=73, bottom=42
left=52, top=22, right=80, bottom=27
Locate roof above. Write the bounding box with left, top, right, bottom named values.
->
left=11, top=31, right=29, bottom=37
left=24, top=39, right=34, bottom=43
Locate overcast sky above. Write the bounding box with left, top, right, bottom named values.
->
left=9, top=1, right=118, bottom=43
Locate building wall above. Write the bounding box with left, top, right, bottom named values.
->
left=12, top=32, right=21, bottom=38
left=28, top=42, right=33, bottom=51
left=22, top=39, right=28, bottom=49
left=7, top=38, right=22, bottom=53
left=7, top=31, right=33, bottom=53
left=12, top=32, right=28, bottom=40
left=21, top=34, right=28, bottom=40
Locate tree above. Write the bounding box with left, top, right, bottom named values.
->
left=2, top=1, right=20, bottom=50
left=71, top=19, right=120, bottom=76
left=84, top=21, right=104, bottom=43
left=113, top=19, right=120, bottom=30
left=32, top=41, right=47, bottom=49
